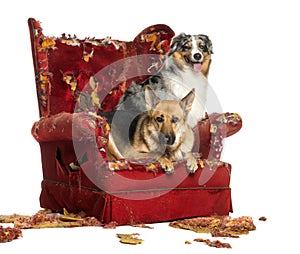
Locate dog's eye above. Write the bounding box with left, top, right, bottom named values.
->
left=171, top=116, right=179, bottom=123
left=199, top=44, right=207, bottom=51
left=156, top=115, right=164, bottom=123
left=182, top=45, right=191, bottom=52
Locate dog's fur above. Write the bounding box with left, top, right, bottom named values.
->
left=116, top=33, right=213, bottom=128
left=107, top=86, right=198, bottom=174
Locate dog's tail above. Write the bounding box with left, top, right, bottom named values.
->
left=106, top=133, right=124, bottom=160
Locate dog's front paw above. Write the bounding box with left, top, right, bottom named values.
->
left=158, top=157, right=174, bottom=174
left=186, top=154, right=198, bottom=174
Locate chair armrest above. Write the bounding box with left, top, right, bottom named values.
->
left=194, top=112, right=242, bottom=159
left=31, top=112, right=109, bottom=145
left=32, top=111, right=241, bottom=160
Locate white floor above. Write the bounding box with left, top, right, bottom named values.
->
left=0, top=215, right=287, bottom=254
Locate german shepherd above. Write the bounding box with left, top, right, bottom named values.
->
left=116, top=33, right=213, bottom=128
left=107, top=86, right=198, bottom=174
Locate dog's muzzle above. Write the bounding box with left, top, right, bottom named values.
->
left=184, top=53, right=203, bottom=72
left=159, top=133, right=175, bottom=146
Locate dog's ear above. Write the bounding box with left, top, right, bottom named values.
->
left=145, top=85, right=160, bottom=111
left=168, top=33, right=189, bottom=56
left=180, top=88, right=195, bottom=112
left=198, top=34, right=213, bottom=54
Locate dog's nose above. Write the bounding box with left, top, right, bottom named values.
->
left=193, top=53, right=202, bottom=61
left=165, top=134, right=175, bottom=145
left=158, top=133, right=175, bottom=145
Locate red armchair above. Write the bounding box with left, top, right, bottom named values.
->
left=28, top=18, right=242, bottom=225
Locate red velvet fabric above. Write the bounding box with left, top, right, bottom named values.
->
left=40, top=181, right=232, bottom=225
left=38, top=141, right=232, bottom=225
left=28, top=18, right=241, bottom=225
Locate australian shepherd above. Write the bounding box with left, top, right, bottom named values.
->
left=116, top=33, right=213, bottom=128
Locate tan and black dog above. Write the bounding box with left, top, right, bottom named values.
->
left=107, top=86, right=198, bottom=174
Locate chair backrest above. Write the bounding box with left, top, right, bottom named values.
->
left=28, top=18, right=175, bottom=117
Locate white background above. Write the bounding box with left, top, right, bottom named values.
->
left=0, top=0, right=299, bottom=253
